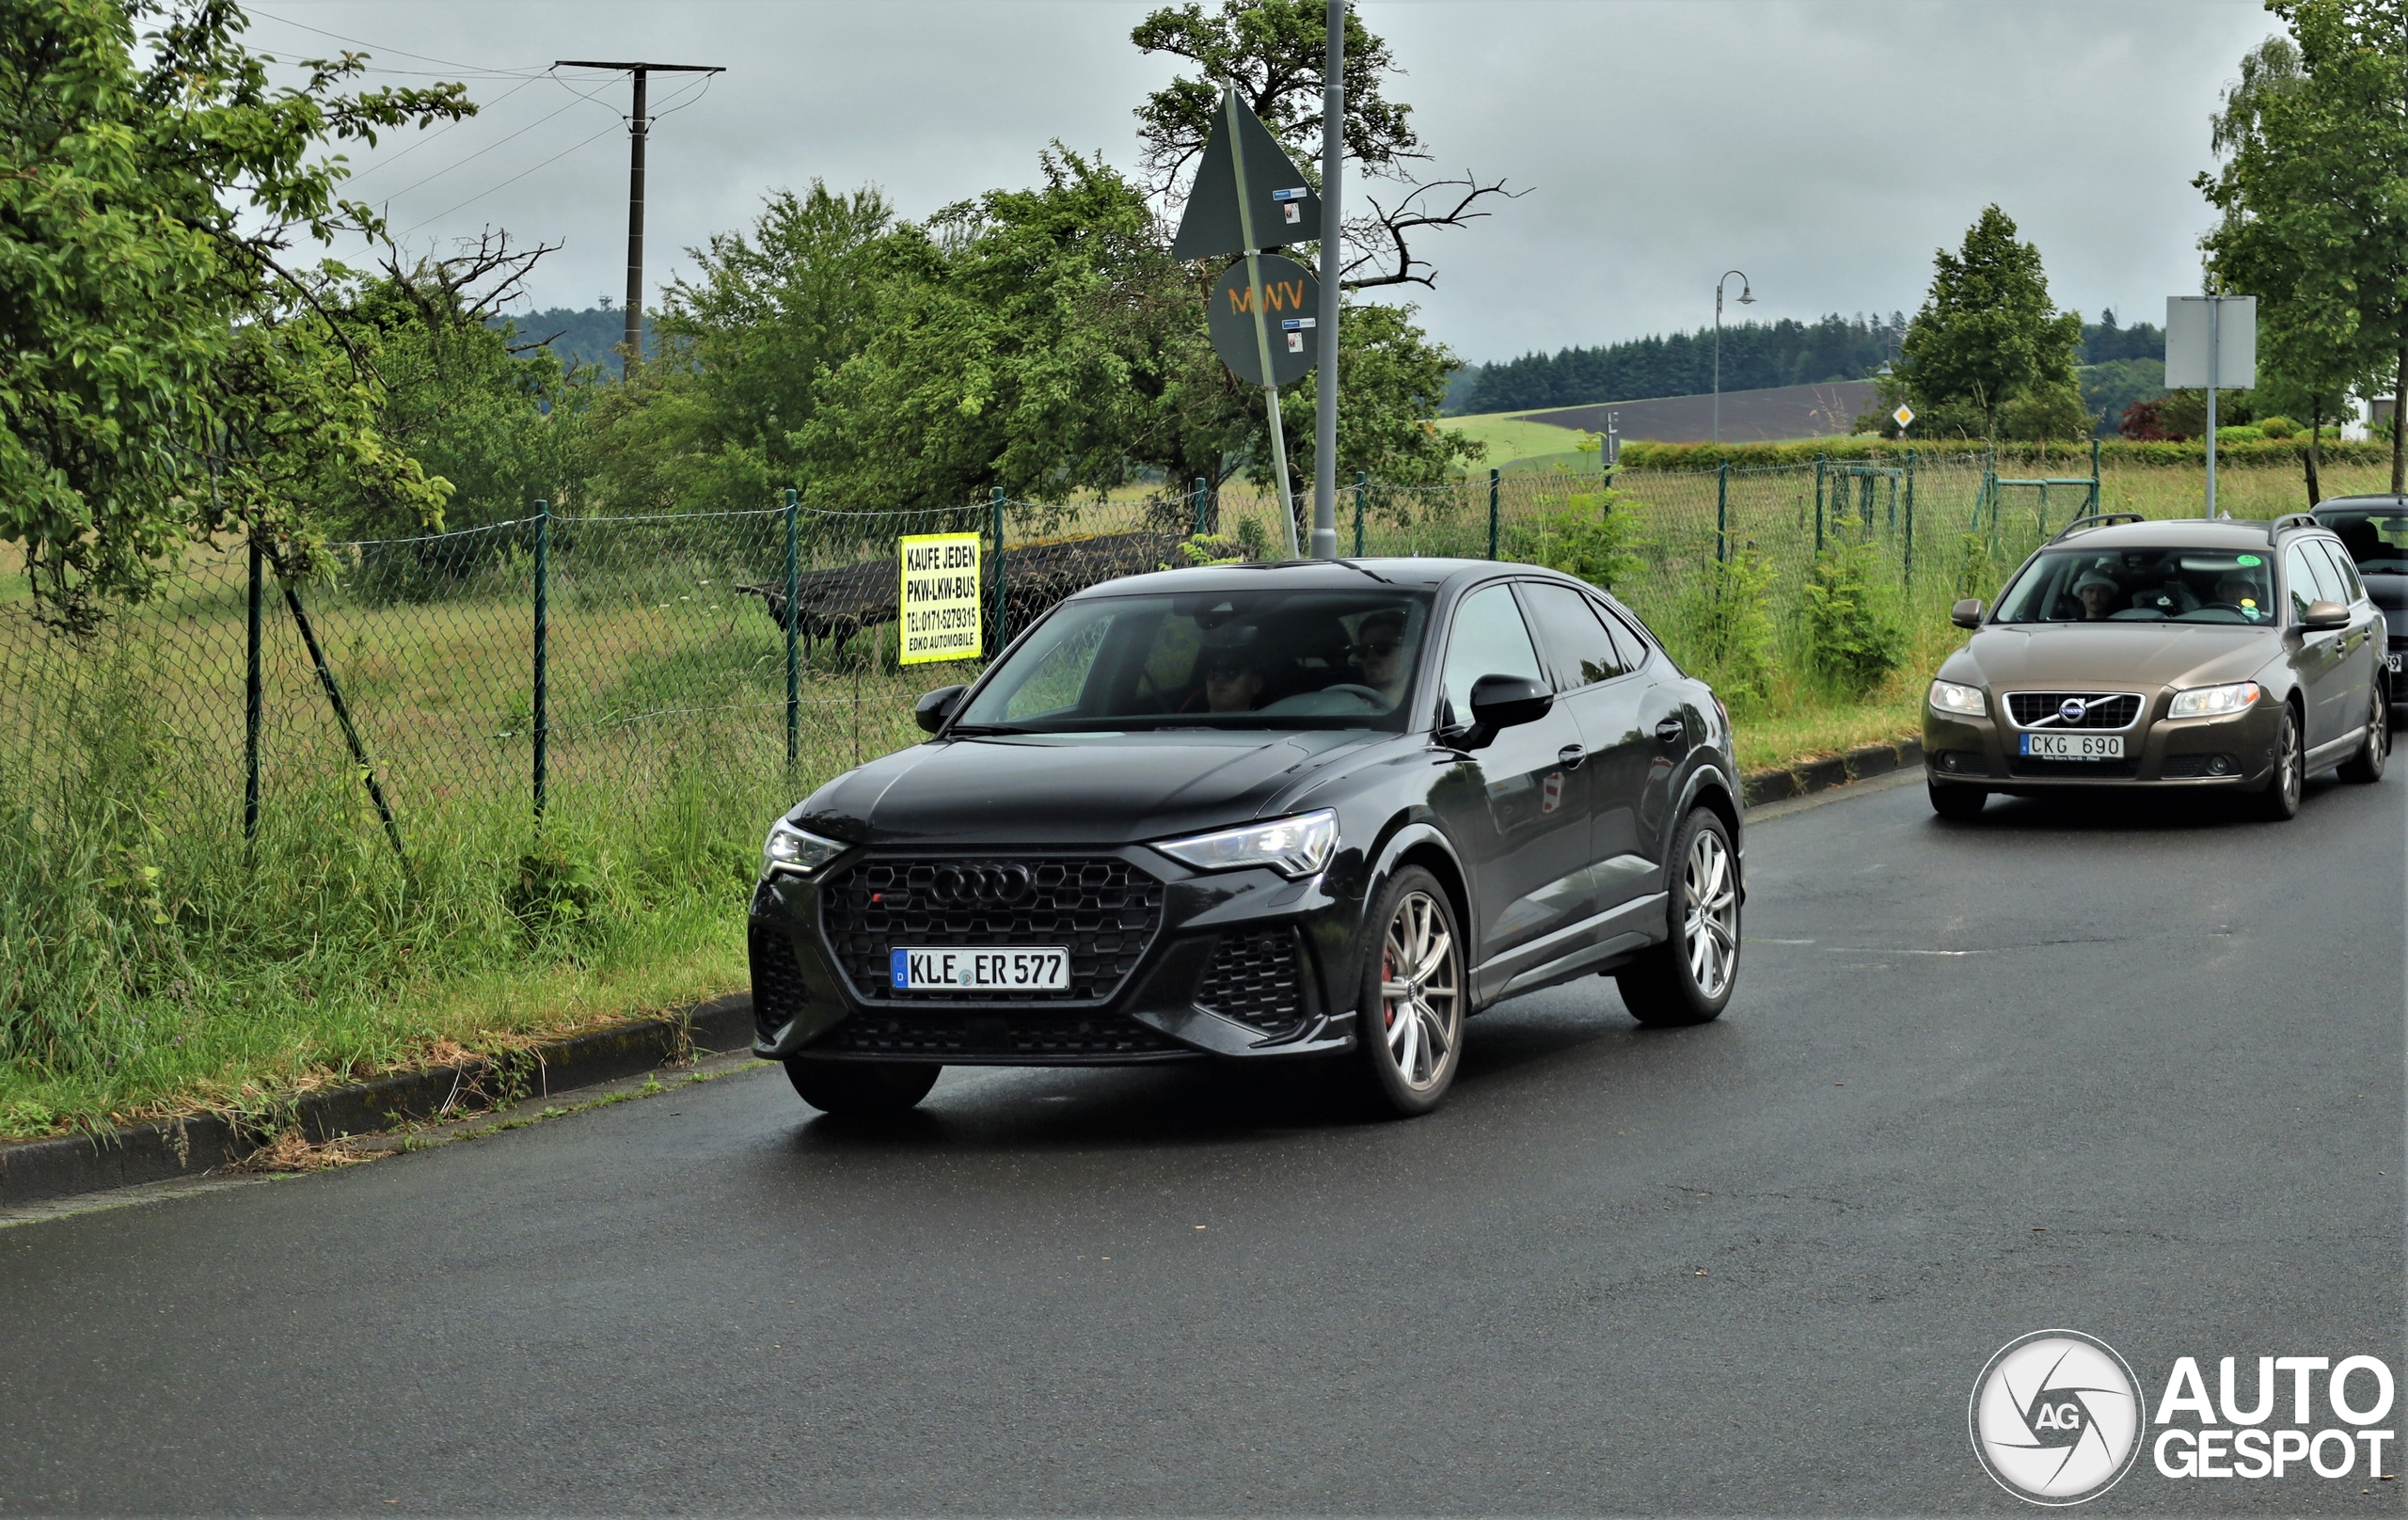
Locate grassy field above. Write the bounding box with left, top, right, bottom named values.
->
left=1, top=456, right=2384, bottom=1141
left=1439, top=409, right=1599, bottom=470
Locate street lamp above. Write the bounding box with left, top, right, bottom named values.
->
left=1714, top=269, right=1754, bottom=446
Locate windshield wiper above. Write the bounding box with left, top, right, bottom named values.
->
left=1331, top=558, right=1392, bottom=584
left=944, top=723, right=1037, bottom=736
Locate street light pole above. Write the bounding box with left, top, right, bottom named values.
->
left=1713, top=269, right=1754, bottom=446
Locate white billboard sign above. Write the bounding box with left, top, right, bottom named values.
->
left=2164, top=296, right=2257, bottom=389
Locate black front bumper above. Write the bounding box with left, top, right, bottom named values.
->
left=747, top=846, right=1365, bottom=1066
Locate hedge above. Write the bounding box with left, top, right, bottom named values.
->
left=1614, top=436, right=2395, bottom=473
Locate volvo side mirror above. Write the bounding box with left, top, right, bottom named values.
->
left=1951, top=599, right=1985, bottom=630
left=1462, top=673, right=1552, bottom=749
left=914, top=684, right=967, bottom=734
left=2302, top=599, right=2350, bottom=631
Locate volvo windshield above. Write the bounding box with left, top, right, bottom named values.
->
left=954, top=588, right=1435, bottom=733
left=1992, top=546, right=2277, bottom=625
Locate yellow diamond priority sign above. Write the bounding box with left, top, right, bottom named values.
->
left=1893, top=404, right=1915, bottom=430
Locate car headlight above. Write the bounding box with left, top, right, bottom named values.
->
left=762, top=818, right=848, bottom=879
left=2169, top=680, right=2262, bottom=719
left=1153, top=810, right=1338, bottom=879
left=1928, top=679, right=1988, bottom=718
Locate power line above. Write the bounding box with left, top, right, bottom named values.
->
left=242, top=8, right=551, bottom=78
left=340, top=73, right=543, bottom=189
left=395, top=118, right=626, bottom=237
left=369, top=81, right=619, bottom=205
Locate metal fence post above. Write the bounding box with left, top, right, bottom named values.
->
left=2090, top=436, right=2101, bottom=515
left=245, top=533, right=262, bottom=847
left=1814, top=455, right=1827, bottom=552
left=1192, top=476, right=1207, bottom=537
left=783, top=486, right=800, bottom=774
left=1487, top=468, right=1500, bottom=561
left=1904, top=448, right=1916, bottom=586
left=1715, top=460, right=1729, bottom=564
left=282, top=578, right=404, bottom=862
left=1353, top=470, right=1368, bottom=557
left=533, top=499, right=548, bottom=819
left=990, top=486, right=1008, bottom=650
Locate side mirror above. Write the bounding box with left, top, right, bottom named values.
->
left=1461, top=673, right=1552, bottom=748
left=2302, top=599, right=2350, bottom=631
left=1951, top=598, right=1985, bottom=630
left=914, top=684, right=967, bottom=734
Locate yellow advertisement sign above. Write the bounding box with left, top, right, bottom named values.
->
left=897, top=532, right=984, bottom=665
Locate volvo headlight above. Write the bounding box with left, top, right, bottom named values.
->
left=2169, top=680, right=2261, bottom=719
left=1928, top=679, right=1988, bottom=718
left=1153, top=810, right=1338, bottom=879
left=762, top=818, right=847, bottom=879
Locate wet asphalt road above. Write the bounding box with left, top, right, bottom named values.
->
left=1, top=771, right=2400, bottom=1516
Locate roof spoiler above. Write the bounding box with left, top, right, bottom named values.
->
left=2268, top=512, right=2318, bottom=546
left=2048, top=513, right=2146, bottom=544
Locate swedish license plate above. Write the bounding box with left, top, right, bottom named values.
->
left=2020, top=732, right=2124, bottom=760
left=891, top=947, right=1069, bottom=991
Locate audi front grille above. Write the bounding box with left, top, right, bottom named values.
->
left=819, top=856, right=1166, bottom=1004
left=2005, top=691, right=2144, bottom=730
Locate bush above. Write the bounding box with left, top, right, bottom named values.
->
left=1802, top=539, right=1905, bottom=696
left=1680, top=546, right=1777, bottom=707
left=1522, top=485, right=1641, bottom=591
left=2256, top=415, right=2297, bottom=439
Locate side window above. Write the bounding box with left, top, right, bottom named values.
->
left=1519, top=582, right=1626, bottom=690
left=1439, top=583, right=1545, bottom=727
left=1595, top=599, right=1654, bottom=669
left=2312, top=540, right=2364, bottom=603
left=2284, top=545, right=2327, bottom=623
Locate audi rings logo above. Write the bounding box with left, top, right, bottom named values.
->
left=930, top=863, right=1034, bottom=905
left=1972, top=1330, right=2146, bottom=1505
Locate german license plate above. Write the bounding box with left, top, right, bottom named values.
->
left=891, top=947, right=1069, bottom=991
left=2020, top=732, right=2124, bottom=760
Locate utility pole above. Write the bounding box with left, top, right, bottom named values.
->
left=554, top=59, right=724, bottom=375
left=1311, top=0, right=1344, bottom=560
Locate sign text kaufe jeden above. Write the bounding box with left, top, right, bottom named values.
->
left=898, top=532, right=983, bottom=665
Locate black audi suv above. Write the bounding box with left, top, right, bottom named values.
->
left=749, top=558, right=1744, bottom=1116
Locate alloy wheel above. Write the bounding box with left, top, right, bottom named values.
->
left=1682, top=828, right=1740, bottom=1000
left=2278, top=714, right=2302, bottom=809
left=1380, top=890, right=1461, bottom=1092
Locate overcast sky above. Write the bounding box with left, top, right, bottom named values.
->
left=244, top=0, right=2279, bottom=367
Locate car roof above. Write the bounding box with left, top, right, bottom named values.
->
left=2046, top=517, right=2337, bottom=550
left=1069, top=557, right=1579, bottom=599
left=2313, top=494, right=2408, bottom=512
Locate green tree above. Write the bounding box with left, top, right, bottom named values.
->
left=0, top=0, right=469, bottom=628
left=2199, top=0, right=2408, bottom=494
left=583, top=183, right=895, bottom=515
left=1881, top=206, right=2085, bottom=442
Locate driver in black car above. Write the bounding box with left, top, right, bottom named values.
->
left=1200, top=644, right=1266, bottom=713
left=1352, top=610, right=1414, bottom=707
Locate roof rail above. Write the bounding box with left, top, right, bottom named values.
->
left=2267, top=512, right=2319, bottom=546
left=2048, top=512, right=2147, bottom=544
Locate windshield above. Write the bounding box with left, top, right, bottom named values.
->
left=1992, top=546, right=2276, bottom=625
left=954, top=588, right=1436, bottom=734
left=2320, top=510, right=2408, bottom=575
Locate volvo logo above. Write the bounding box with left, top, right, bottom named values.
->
left=930, top=863, right=1034, bottom=905
left=2058, top=698, right=2089, bottom=724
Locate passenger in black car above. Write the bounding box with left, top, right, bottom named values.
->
left=1352, top=610, right=1414, bottom=707
left=1200, top=645, right=1265, bottom=713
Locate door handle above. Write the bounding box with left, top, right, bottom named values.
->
left=1557, top=744, right=1587, bottom=770
left=1655, top=718, right=1687, bottom=747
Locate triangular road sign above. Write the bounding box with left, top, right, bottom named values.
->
left=1171, top=91, right=1322, bottom=260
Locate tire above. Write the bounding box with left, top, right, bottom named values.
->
left=784, top=1057, right=940, bottom=1116
left=2252, top=703, right=2305, bottom=821
left=1928, top=780, right=1988, bottom=820
left=2338, top=682, right=2389, bottom=784
left=1355, top=865, right=1465, bottom=1117
left=1615, top=808, right=1740, bottom=1027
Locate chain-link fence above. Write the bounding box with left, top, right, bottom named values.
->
left=0, top=447, right=2129, bottom=861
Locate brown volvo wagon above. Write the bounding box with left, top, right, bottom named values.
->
left=1924, top=513, right=2390, bottom=820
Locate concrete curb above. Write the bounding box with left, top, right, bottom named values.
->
left=0, top=994, right=755, bottom=1209
left=1741, top=737, right=1923, bottom=809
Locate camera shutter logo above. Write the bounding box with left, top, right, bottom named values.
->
left=1970, top=1330, right=2146, bottom=1505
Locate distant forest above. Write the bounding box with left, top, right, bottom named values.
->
left=1450, top=308, right=2167, bottom=417
left=490, top=304, right=657, bottom=372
